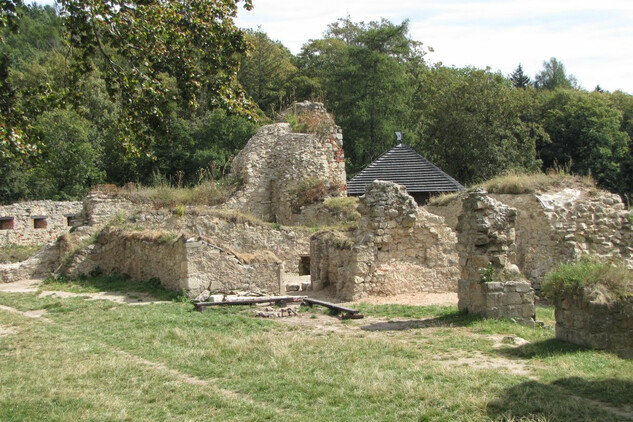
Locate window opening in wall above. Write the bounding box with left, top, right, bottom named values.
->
left=66, top=214, right=77, bottom=226
left=33, top=216, right=48, bottom=229
left=299, top=255, right=311, bottom=275
left=0, top=217, right=14, bottom=230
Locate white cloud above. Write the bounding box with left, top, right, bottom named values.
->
left=236, top=0, right=633, bottom=93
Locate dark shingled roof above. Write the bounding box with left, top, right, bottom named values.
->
left=347, top=144, right=464, bottom=195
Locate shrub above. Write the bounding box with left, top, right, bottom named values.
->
left=542, top=258, right=632, bottom=303
left=323, top=197, right=360, bottom=222
left=289, top=178, right=341, bottom=213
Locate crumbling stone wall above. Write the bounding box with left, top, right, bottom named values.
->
left=427, top=188, right=633, bottom=292
left=79, top=191, right=138, bottom=226
left=554, top=291, right=633, bottom=358
left=0, top=201, right=82, bottom=246
left=64, top=229, right=282, bottom=296
left=228, top=101, right=346, bottom=224
left=310, top=181, right=459, bottom=300
left=134, top=209, right=310, bottom=274
left=0, top=244, right=60, bottom=282
left=456, top=190, right=535, bottom=325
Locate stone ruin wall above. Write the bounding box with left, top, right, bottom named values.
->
left=0, top=201, right=82, bottom=246
left=427, top=189, right=633, bottom=292
left=554, top=291, right=633, bottom=358
left=64, top=228, right=283, bottom=296
left=228, top=101, right=346, bottom=225
left=456, top=190, right=535, bottom=326
left=311, top=181, right=459, bottom=301
left=133, top=209, right=310, bottom=274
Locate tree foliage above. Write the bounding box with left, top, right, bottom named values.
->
left=509, top=64, right=531, bottom=89
left=534, top=57, right=578, bottom=90
left=411, top=66, right=544, bottom=184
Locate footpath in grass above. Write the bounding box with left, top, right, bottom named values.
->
left=0, top=277, right=632, bottom=421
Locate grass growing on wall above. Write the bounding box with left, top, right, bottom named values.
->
left=0, top=244, right=42, bottom=264
left=542, top=259, right=633, bottom=302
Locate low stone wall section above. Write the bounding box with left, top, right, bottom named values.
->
left=0, top=201, right=82, bottom=246
left=0, top=244, right=60, bottom=282
left=134, top=209, right=310, bottom=274
left=311, top=181, right=459, bottom=301
left=555, top=291, right=633, bottom=358
left=64, top=229, right=283, bottom=296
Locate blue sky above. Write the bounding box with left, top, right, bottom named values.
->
left=234, top=0, right=633, bottom=93
left=34, top=0, right=633, bottom=93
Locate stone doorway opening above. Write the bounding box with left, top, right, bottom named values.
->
left=298, top=255, right=310, bottom=276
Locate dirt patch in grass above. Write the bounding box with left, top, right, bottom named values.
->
left=0, top=325, right=17, bottom=337
left=38, top=290, right=170, bottom=305
left=0, top=304, right=49, bottom=321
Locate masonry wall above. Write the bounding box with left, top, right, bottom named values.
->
left=311, top=181, right=459, bottom=300
left=456, top=190, right=535, bottom=326
left=0, top=201, right=82, bottom=246
left=64, top=229, right=282, bottom=295
left=555, top=291, right=633, bottom=358
left=228, top=101, right=346, bottom=225
left=134, top=209, right=311, bottom=274
left=427, top=188, right=633, bottom=292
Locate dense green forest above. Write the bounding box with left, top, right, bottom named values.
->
left=1, top=4, right=632, bottom=205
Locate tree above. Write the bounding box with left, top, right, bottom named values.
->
left=238, top=28, right=298, bottom=116
left=411, top=66, right=545, bottom=184
left=509, top=64, right=531, bottom=89
left=538, top=90, right=629, bottom=194
left=298, top=18, right=422, bottom=173
left=1, top=0, right=256, bottom=159
left=534, top=57, right=578, bottom=90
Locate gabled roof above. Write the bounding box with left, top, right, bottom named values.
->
left=347, top=144, right=464, bottom=195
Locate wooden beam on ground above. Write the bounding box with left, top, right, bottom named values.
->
left=303, top=298, right=364, bottom=319
left=193, top=296, right=307, bottom=312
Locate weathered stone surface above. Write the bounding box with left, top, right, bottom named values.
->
left=554, top=290, right=633, bottom=358
left=227, top=101, right=346, bottom=224
left=0, top=201, right=82, bottom=246
left=63, top=228, right=283, bottom=296
left=310, top=181, right=459, bottom=301
left=427, top=187, right=633, bottom=293
left=456, top=189, right=535, bottom=326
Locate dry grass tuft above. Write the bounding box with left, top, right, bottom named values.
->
left=93, top=177, right=242, bottom=209
left=477, top=170, right=595, bottom=195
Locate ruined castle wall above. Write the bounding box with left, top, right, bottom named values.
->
left=229, top=102, right=346, bottom=225
left=311, top=181, right=459, bottom=301
left=427, top=189, right=633, bottom=292
left=132, top=210, right=310, bottom=274
left=0, top=201, right=82, bottom=246
left=64, top=229, right=282, bottom=296
left=555, top=291, right=633, bottom=358
left=456, top=190, right=535, bottom=326
left=80, top=192, right=139, bottom=226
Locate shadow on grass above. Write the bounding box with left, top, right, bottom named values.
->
left=487, top=378, right=633, bottom=421
left=496, top=338, right=588, bottom=359
left=360, top=311, right=483, bottom=332
left=41, top=275, right=182, bottom=301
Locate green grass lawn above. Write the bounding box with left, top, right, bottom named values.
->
left=1, top=277, right=631, bottom=421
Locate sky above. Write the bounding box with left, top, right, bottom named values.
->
left=234, top=0, right=633, bottom=94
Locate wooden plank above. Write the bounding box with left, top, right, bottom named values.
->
left=303, top=298, right=361, bottom=315
left=193, top=296, right=306, bottom=311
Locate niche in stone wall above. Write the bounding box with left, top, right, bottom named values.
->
left=0, top=217, right=14, bottom=230
left=33, top=216, right=48, bottom=229
left=299, top=255, right=311, bottom=275
left=65, top=214, right=78, bottom=226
